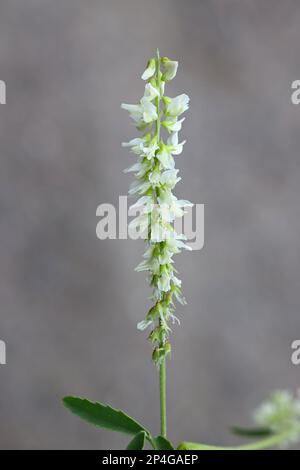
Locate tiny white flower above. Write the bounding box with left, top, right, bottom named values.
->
left=122, top=134, right=158, bottom=159
left=140, top=97, right=158, bottom=123
left=135, top=257, right=160, bottom=274
left=157, top=265, right=173, bottom=292
left=157, top=196, right=192, bottom=222
left=135, top=162, right=152, bottom=179
left=160, top=169, right=181, bottom=189
left=129, top=195, right=153, bottom=211
left=123, top=161, right=143, bottom=173
left=176, top=199, right=193, bottom=208
left=167, top=132, right=186, bottom=155
left=128, top=179, right=151, bottom=195
left=159, top=203, right=174, bottom=223
left=168, top=201, right=185, bottom=220
left=122, top=137, right=146, bottom=153
left=137, top=319, right=152, bottom=331
left=121, top=103, right=140, bottom=113
left=121, top=97, right=158, bottom=127
left=157, top=275, right=171, bottom=293
left=141, top=58, right=156, bottom=80
left=160, top=81, right=165, bottom=97
left=121, top=103, right=143, bottom=126
left=149, top=165, right=162, bottom=185
left=165, top=94, right=190, bottom=117
left=156, top=145, right=175, bottom=170
left=142, top=141, right=159, bottom=160
left=163, top=117, right=185, bottom=133
left=144, top=83, right=160, bottom=101
left=174, top=239, right=192, bottom=252
left=161, top=57, right=178, bottom=81
left=151, top=220, right=170, bottom=242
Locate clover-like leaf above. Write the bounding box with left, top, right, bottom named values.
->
left=63, top=396, right=148, bottom=437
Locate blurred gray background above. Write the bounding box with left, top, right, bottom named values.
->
left=0, top=0, right=299, bottom=449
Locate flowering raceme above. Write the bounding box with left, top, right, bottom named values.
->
left=122, top=52, right=193, bottom=365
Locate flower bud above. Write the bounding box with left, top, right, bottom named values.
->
left=148, top=327, right=161, bottom=344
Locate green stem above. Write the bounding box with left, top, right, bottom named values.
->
left=159, top=355, right=167, bottom=438
left=155, top=48, right=161, bottom=141
left=178, top=429, right=295, bottom=450
left=154, top=48, right=167, bottom=438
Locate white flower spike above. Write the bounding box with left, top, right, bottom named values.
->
left=122, top=51, right=192, bottom=366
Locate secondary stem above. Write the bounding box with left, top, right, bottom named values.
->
left=178, top=428, right=297, bottom=450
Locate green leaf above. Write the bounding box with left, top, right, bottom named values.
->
left=126, top=431, right=146, bottom=450
left=153, top=435, right=174, bottom=450
left=231, top=426, right=274, bottom=438
left=63, top=396, right=147, bottom=436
